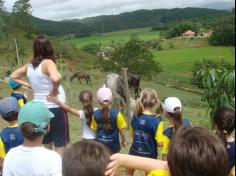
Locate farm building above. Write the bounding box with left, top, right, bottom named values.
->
left=182, top=30, right=196, bottom=37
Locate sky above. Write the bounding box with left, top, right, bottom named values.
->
left=4, top=0, right=235, bottom=21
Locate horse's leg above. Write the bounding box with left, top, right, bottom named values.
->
left=70, top=76, right=74, bottom=82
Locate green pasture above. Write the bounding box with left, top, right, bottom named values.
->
left=66, top=28, right=160, bottom=48
left=154, top=47, right=235, bottom=81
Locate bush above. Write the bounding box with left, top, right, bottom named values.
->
left=192, top=59, right=234, bottom=88
left=99, top=37, right=162, bottom=75
left=82, top=44, right=101, bottom=55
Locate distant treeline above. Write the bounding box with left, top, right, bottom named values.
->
left=32, top=8, right=231, bottom=37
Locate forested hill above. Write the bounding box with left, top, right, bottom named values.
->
left=32, top=8, right=231, bottom=36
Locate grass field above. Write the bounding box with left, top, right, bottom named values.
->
left=67, top=28, right=160, bottom=48
left=153, top=47, right=235, bottom=81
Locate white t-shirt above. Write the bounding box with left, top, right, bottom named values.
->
left=3, top=146, right=62, bottom=176
left=79, top=110, right=96, bottom=140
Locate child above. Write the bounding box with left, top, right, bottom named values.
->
left=91, top=86, right=127, bottom=154
left=2, top=101, right=62, bottom=176
left=63, top=140, right=111, bottom=176
left=162, top=97, right=192, bottom=160
left=105, top=127, right=229, bottom=176
left=128, top=88, right=164, bottom=176
left=0, top=97, right=24, bottom=174
left=47, top=90, right=96, bottom=140
left=214, top=107, right=235, bottom=175
left=8, top=79, right=27, bottom=107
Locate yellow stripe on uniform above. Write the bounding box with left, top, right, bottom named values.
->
left=155, top=121, right=164, bottom=144
left=90, top=116, right=98, bottom=131
left=162, top=135, right=170, bottom=156
left=0, top=139, right=6, bottom=159
left=148, top=170, right=169, bottom=176
left=116, top=112, right=127, bottom=130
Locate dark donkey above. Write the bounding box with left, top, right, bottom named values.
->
left=70, top=72, right=91, bottom=85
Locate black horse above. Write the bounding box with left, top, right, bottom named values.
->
left=70, top=72, right=91, bottom=85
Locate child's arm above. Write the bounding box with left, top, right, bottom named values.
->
left=119, top=129, right=127, bottom=147
left=47, top=96, right=80, bottom=117
left=117, top=112, right=127, bottom=147
left=105, top=154, right=168, bottom=176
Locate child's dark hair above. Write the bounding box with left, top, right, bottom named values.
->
left=2, top=111, right=19, bottom=122
left=63, top=140, right=111, bottom=176
left=214, top=107, right=235, bottom=146
left=102, top=101, right=112, bottom=132
left=167, top=126, right=228, bottom=176
left=167, top=107, right=183, bottom=133
left=136, top=88, right=158, bottom=116
left=20, top=123, right=46, bottom=141
left=79, top=90, right=94, bottom=127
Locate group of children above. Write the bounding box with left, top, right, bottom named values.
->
left=0, top=80, right=235, bottom=176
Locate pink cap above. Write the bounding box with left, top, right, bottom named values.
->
left=97, top=85, right=113, bottom=104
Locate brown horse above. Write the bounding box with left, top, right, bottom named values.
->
left=70, top=72, right=91, bottom=85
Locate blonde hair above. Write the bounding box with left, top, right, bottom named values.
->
left=135, top=88, right=159, bottom=116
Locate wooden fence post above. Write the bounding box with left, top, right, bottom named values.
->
left=14, top=39, right=20, bottom=67
left=122, top=68, right=131, bottom=129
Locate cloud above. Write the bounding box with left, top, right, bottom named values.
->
left=4, top=0, right=234, bottom=21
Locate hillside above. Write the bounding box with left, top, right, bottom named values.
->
left=198, top=1, right=235, bottom=10
left=32, top=8, right=230, bottom=36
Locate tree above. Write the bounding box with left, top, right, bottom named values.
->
left=210, top=15, right=235, bottom=46
left=12, top=0, right=33, bottom=37
left=0, top=0, right=5, bottom=14
left=99, top=37, right=162, bottom=75
left=196, top=67, right=235, bottom=122
left=192, top=59, right=234, bottom=88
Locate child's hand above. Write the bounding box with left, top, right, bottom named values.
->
left=24, top=92, right=28, bottom=99
left=47, top=95, right=60, bottom=105
left=105, top=154, right=124, bottom=176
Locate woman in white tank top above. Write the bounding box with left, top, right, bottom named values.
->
left=11, top=35, right=69, bottom=156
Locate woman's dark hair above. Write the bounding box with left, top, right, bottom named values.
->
left=31, top=35, right=56, bottom=69
left=167, top=107, right=183, bottom=133
left=79, top=90, right=94, bottom=127
left=63, top=140, right=111, bottom=176
left=214, top=107, right=235, bottom=146
left=102, top=102, right=112, bottom=132
left=3, top=111, right=19, bottom=122
left=167, top=126, right=228, bottom=176
left=20, top=122, right=45, bottom=141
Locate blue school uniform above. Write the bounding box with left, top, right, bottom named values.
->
left=129, top=114, right=163, bottom=159
left=91, top=108, right=127, bottom=153
left=0, top=125, right=24, bottom=158
left=11, top=93, right=27, bottom=107
left=162, top=118, right=192, bottom=155
left=227, top=140, right=235, bottom=173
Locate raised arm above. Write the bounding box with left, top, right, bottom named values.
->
left=47, top=96, right=80, bottom=117
left=11, top=64, right=31, bottom=89
left=105, top=154, right=168, bottom=176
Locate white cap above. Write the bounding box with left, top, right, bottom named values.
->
left=163, top=97, right=182, bottom=113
